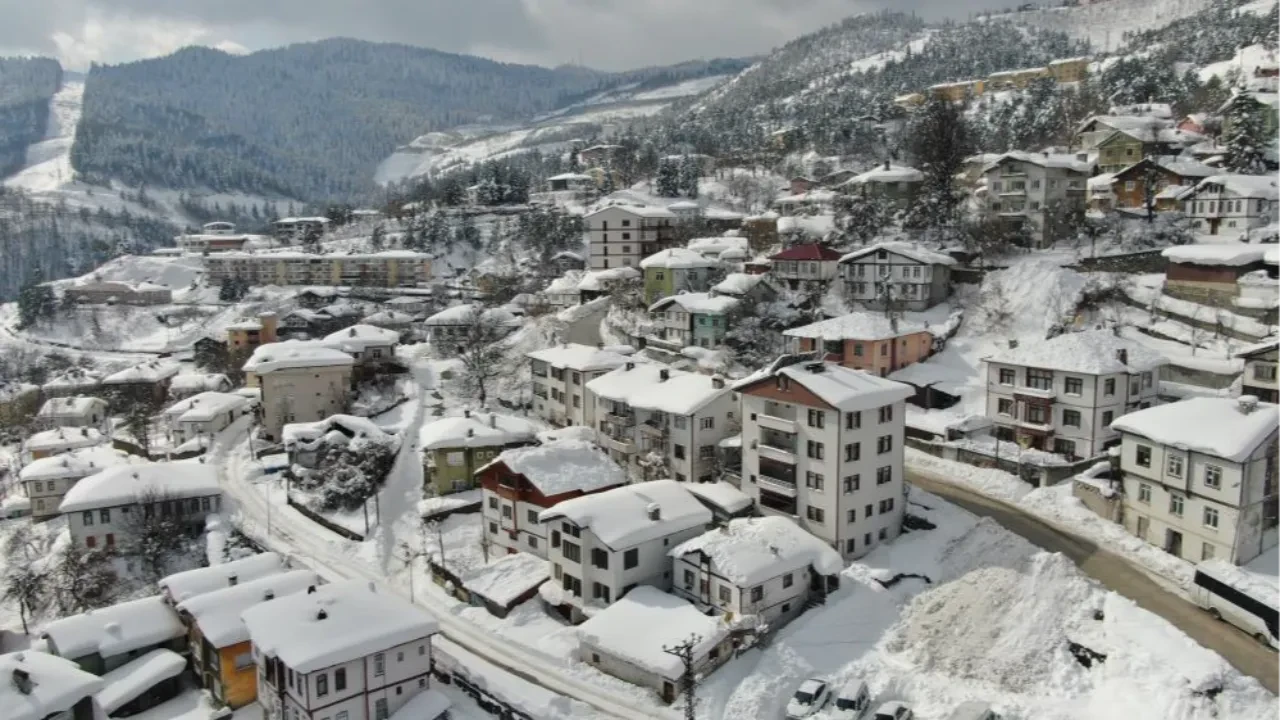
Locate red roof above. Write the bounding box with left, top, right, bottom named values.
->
left=770, top=244, right=843, bottom=262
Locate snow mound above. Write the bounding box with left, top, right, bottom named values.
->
left=934, top=517, right=1038, bottom=584
left=971, top=260, right=1088, bottom=340
left=882, top=553, right=1097, bottom=694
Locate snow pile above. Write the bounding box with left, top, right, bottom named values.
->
left=684, top=481, right=752, bottom=514
left=283, top=414, right=398, bottom=452
left=41, top=595, right=185, bottom=660
left=972, top=260, right=1088, bottom=339
left=882, top=553, right=1096, bottom=693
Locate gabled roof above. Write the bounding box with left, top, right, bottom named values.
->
left=37, top=396, right=105, bottom=417
left=95, top=650, right=187, bottom=716
left=982, top=151, right=1090, bottom=174
left=649, top=292, right=740, bottom=315
left=1111, top=397, right=1278, bottom=463
left=1181, top=174, right=1280, bottom=201
left=1111, top=156, right=1217, bottom=181
left=102, top=360, right=181, bottom=385
left=670, top=516, right=842, bottom=586
left=783, top=312, right=930, bottom=341
left=178, top=570, right=322, bottom=647
left=160, top=552, right=287, bottom=604
left=2, top=651, right=104, bottom=720
left=1235, top=339, right=1279, bottom=359
left=734, top=360, right=913, bottom=412
left=983, top=330, right=1165, bottom=374
left=586, top=362, right=731, bottom=416
left=639, top=248, right=719, bottom=270
left=41, top=596, right=184, bottom=660
left=162, top=391, right=252, bottom=422
left=839, top=242, right=957, bottom=267
left=59, top=462, right=220, bottom=513
left=243, top=341, right=355, bottom=374
left=526, top=343, right=631, bottom=371
left=23, top=427, right=104, bottom=453
left=769, top=244, right=842, bottom=262
left=479, top=439, right=626, bottom=497
left=540, top=480, right=711, bottom=549
left=324, top=324, right=401, bottom=352
left=1161, top=244, right=1269, bottom=267
left=417, top=412, right=538, bottom=451
left=19, top=446, right=143, bottom=483
left=576, top=587, right=727, bottom=681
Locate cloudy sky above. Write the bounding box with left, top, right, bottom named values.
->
left=0, top=0, right=1001, bottom=71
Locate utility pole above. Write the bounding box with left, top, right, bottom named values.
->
left=395, top=541, right=425, bottom=604
left=662, top=634, right=702, bottom=720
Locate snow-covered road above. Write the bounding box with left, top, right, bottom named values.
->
left=5, top=79, right=82, bottom=194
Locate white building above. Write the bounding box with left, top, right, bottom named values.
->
left=1113, top=396, right=1279, bottom=565
left=1237, top=339, right=1279, bottom=404
left=160, top=391, right=255, bottom=448
left=837, top=242, right=956, bottom=311
left=584, top=203, right=677, bottom=271
left=324, top=324, right=401, bottom=365
left=575, top=586, right=731, bottom=702
left=670, top=516, right=843, bottom=626
left=528, top=344, right=632, bottom=428
left=981, top=151, right=1090, bottom=247
left=543, top=270, right=586, bottom=308
left=1180, top=174, right=1279, bottom=236
left=2, top=650, right=105, bottom=720
left=538, top=480, right=712, bottom=620
left=984, top=330, right=1165, bottom=460
left=273, top=216, right=331, bottom=242
left=243, top=341, right=355, bottom=441
left=768, top=244, right=843, bottom=293
left=639, top=247, right=721, bottom=303
left=476, top=439, right=628, bottom=558
left=734, top=359, right=913, bottom=559
left=169, top=373, right=234, bottom=400
left=41, top=595, right=186, bottom=674
left=59, top=462, right=222, bottom=551
left=586, top=362, right=737, bottom=483
left=23, top=427, right=106, bottom=463
left=240, top=581, right=441, bottom=720
left=20, top=446, right=145, bottom=521
left=35, top=396, right=109, bottom=432
left=160, top=552, right=288, bottom=605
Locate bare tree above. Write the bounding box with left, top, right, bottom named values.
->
left=3, top=526, right=49, bottom=633
left=122, top=488, right=187, bottom=582
left=50, top=543, right=118, bottom=615
left=455, top=308, right=512, bottom=407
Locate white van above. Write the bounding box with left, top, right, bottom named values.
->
left=872, top=701, right=913, bottom=720
left=947, top=701, right=999, bottom=720
left=829, top=680, right=871, bottom=719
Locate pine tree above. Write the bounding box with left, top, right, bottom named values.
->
left=678, top=155, right=701, bottom=198
left=1224, top=95, right=1269, bottom=175
left=369, top=223, right=386, bottom=251
left=907, top=96, right=973, bottom=231
left=656, top=158, right=681, bottom=197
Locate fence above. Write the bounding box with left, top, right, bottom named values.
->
left=284, top=496, right=365, bottom=541
left=1070, top=249, right=1167, bottom=274
left=906, top=436, right=1101, bottom=487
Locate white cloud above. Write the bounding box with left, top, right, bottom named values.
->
left=43, top=8, right=246, bottom=69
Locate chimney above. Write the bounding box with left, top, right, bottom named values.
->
left=646, top=503, right=661, bottom=521
left=805, top=362, right=825, bottom=373
left=625, top=362, right=635, bottom=371
left=307, top=585, right=317, bottom=594
left=659, top=369, right=670, bottom=382
left=1116, top=349, right=1128, bottom=366
left=264, top=589, right=275, bottom=601
left=1008, top=339, right=1019, bottom=349
left=228, top=574, right=238, bottom=586
left=316, top=608, right=328, bottom=620
left=12, top=667, right=32, bottom=696
left=1238, top=395, right=1259, bottom=414
left=711, top=375, right=725, bottom=389
left=883, top=160, right=890, bottom=170
left=464, top=409, right=471, bottom=419
left=489, top=414, right=497, bottom=428
left=597, top=342, right=604, bottom=349
left=467, top=428, right=475, bottom=438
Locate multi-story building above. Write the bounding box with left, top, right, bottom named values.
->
left=1093, top=125, right=1204, bottom=174
left=241, top=581, right=443, bottom=720
left=983, top=330, right=1165, bottom=459
left=272, top=216, right=331, bottom=242
left=323, top=324, right=400, bottom=366
left=1113, top=396, right=1278, bottom=564
left=35, top=396, right=109, bottom=432
left=838, top=163, right=923, bottom=208
left=586, top=362, right=737, bottom=483
left=783, top=313, right=935, bottom=377
left=417, top=410, right=537, bottom=496
left=647, top=293, right=740, bottom=350
left=981, top=151, right=1090, bottom=247
left=160, top=391, right=256, bottom=448
left=1047, top=56, right=1089, bottom=83
left=243, top=341, right=355, bottom=441
left=538, top=480, right=712, bottom=621
left=203, top=251, right=431, bottom=289
left=1108, top=156, right=1216, bottom=210
left=227, top=313, right=279, bottom=355
left=1160, top=244, right=1273, bottom=305
left=528, top=344, right=631, bottom=428
left=837, top=242, right=955, bottom=311
left=63, top=280, right=173, bottom=306
left=639, top=247, right=720, bottom=303
left=19, top=446, right=144, bottom=521
left=101, top=360, right=182, bottom=409
left=59, top=462, right=222, bottom=550
left=40, top=595, right=185, bottom=675
left=1179, top=174, right=1279, bottom=237
left=734, top=358, right=913, bottom=559
left=1238, top=340, right=1279, bottom=403
left=22, top=427, right=106, bottom=463
left=159, top=551, right=288, bottom=605
left=1, top=650, right=104, bottom=720
left=475, top=438, right=627, bottom=558
left=768, top=244, right=842, bottom=292
left=584, top=203, right=678, bottom=271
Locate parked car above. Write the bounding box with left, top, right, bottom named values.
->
left=873, top=701, right=914, bottom=720
left=829, top=680, right=871, bottom=719
left=786, top=679, right=832, bottom=719
left=947, top=702, right=999, bottom=720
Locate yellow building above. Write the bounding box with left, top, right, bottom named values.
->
left=204, top=251, right=432, bottom=289
left=1048, top=57, right=1090, bottom=83
left=928, top=79, right=985, bottom=102
left=893, top=92, right=926, bottom=109
left=988, top=67, right=1051, bottom=90
left=176, top=570, right=321, bottom=709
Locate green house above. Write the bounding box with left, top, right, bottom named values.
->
left=648, top=292, right=741, bottom=349
left=420, top=411, right=538, bottom=496
left=640, top=248, right=720, bottom=304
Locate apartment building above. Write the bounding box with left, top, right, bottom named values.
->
left=735, top=358, right=913, bottom=559
left=1108, top=156, right=1215, bottom=210
left=586, top=362, right=737, bottom=483
left=272, top=216, right=331, bottom=242
left=475, top=438, right=627, bottom=557
left=59, top=463, right=222, bottom=551
left=768, top=244, right=842, bottom=292
left=983, top=330, right=1165, bottom=460
left=528, top=344, right=631, bottom=428
left=243, top=341, right=355, bottom=441
left=538, top=480, right=712, bottom=622
left=838, top=163, right=923, bottom=208
left=227, top=312, right=279, bottom=354
left=640, top=247, right=720, bottom=303
left=19, top=446, right=144, bottom=521
left=1237, top=340, right=1279, bottom=403
left=203, top=251, right=431, bottom=289
left=1179, top=174, right=1279, bottom=236
left=981, top=151, right=1090, bottom=247
left=1114, top=396, right=1278, bottom=565
left=64, top=280, right=172, bottom=306
left=837, top=242, right=955, bottom=311
left=784, top=313, right=935, bottom=377
left=647, top=293, right=740, bottom=350
left=584, top=203, right=678, bottom=271
left=241, top=581, right=442, bottom=720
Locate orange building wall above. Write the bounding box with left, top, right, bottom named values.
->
left=218, top=641, right=259, bottom=709
left=798, top=331, right=934, bottom=376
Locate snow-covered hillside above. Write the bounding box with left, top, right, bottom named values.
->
left=985, top=0, right=1213, bottom=53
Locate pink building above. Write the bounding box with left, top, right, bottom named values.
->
left=783, top=313, right=935, bottom=377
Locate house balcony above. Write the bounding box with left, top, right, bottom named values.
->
left=1014, top=418, right=1054, bottom=434
left=606, top=410, right=635, bottom=426
left=755, top=440, right=797, bottom=465
left=757, top=471, right=798, bottom=498
left=1013, top=386, right=1056, bottom=403
left=755, top=412, right=798, bottom=434
left=603, top=434, right=636, bottom=454
left=757, top=489, right=798, bottom=517
left=999, top=188, right=1027, bottom=196
left=639, top=420, right=666, bottom=437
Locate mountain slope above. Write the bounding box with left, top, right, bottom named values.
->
left=0, top=57, right=62, bottom=178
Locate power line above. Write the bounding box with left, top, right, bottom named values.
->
left=662, top=633, right=702, bottom=720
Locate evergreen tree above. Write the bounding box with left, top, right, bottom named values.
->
left=678, top=155, right=701, bottom=198
left=455, top=215, right=482, bottom=249
left=17, top=271, right=56, bottom=328
left=655, top=158, right=681, bottom=197
left=1224, top=95, right=1269, bottom=175
left=833, top=193, right=891, bottom=246
left=369, top=223, right=386, bottom=251
left=423, top=212, right=451, bottom=249
left=907, top=96, right=973, bottom=231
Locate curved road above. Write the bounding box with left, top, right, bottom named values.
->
left=908, top=467, right=1278, bottom=694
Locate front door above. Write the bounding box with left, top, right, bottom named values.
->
left=1135, top=516, right=1148, bottom=541
left=1165, top=529, right=1183, bottom=557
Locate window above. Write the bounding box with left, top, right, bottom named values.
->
left=105, top=534, right=114, bottom=547
left=528, top=536, right=539, bottom=549
left=845, top=411, right=861, bottom=429
left=624, top=548, right=639, bottom=569
left=1169, top=494, right=1184, bottom=517
left=844, top=443, right=861, bottom=462
left=591, top=548, right=609, bottom=569
left=375, top=698, right=388, bottom=720
left=593, top=583, right=612, bottom=603
left=673, top=416, right=688, bottom=430
left=419, top=644, right=426, bottom=656
left=782, top=573, right=794, bottom=589
left=316, top=674, right=328, bottom=697
left=1125, top=180, right=1136, bottom=191
left=1202, top=543, right=1216, bottom=561
left=718, top=585, right=732, bottom=603
left=751, top=586, right=763, bottom=603
left=1136, top=445, right=1152, bottom=468
left=488, top=522, right=498, bottom=535
left=1102, top=410, right=1114, bottom=426
left=551, top=530, right=561, bottom=548
left=879, top=498, right=895, bottom=513
left=1064, top=377, right=1083, bottom=395
left=843, top=475, right=860, bottom=493
left=807, top=409, right=825, bottom=428
left=562, top=541, right=582, bottom=563
left=1142, top=372, right=1152, bottom=388
left=879, top=528, right=888, bottom=540
left=1104, top=378, right=1116, bottom=396
left=699, top=445, right=715, bottom=460
left=866, top=504, right=873, bottom=517
left=1166, top=456, right=1184, bottom=479
left=997, top=398, right=1013, bottom=416
left=696, top=416, right=716, bottom=431
left=335, top=668, right=346, bottom=691
left=502, top=505, right=512, bottom=519
left=1256, top=365, right=1278, bottom=381
left=374, top=653, right=385, bottom=676
left=1204, top=507, right=1219, bottom=529
left=1026, top=368, right=1052, bottom=390
left=1062, top=409, right=1081, bottom=428
left=528, top=509, right=539, bottom=524
left=674, top=444, right=686, bottom=460
left=82, top=511, right=94, bottom=526
left=1205, top=465, right=1222, bottom=489
left=998, top=368, right=1016, bottom=385
left=806, top=441, right=825, bottom=460
left=806, top=506, right=825, bottom=523
left=683, top=569, right=695, bottom=588
left=876, top=467, right=892, bottom=485
left=847, top=509, right=857, bottom=523
left=878, top=405, right=893, bottom=423
left=488, top=497, right=498, bottom=510
left=805, top=472, right=825, bottom=490
left=1138, top=483, right=1151, bottom=504
left=85, top=536, right=96, bottom=548
left=877, top=435, right=892, bottom=454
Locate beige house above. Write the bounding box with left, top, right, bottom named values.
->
left=243, top=341, right=355, bottom=441
left=36, top=396, right=109, bottom=432
left=64, top=280, right=172, bottom=305
left=203, top=251, right=431, bottom=289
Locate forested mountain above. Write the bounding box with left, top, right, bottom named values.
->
left=69, top=40, right=740, bottom=202
left=0, top=57, right=62, bottom=178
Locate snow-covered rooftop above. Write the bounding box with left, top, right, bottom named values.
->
left=424, top=304, right=516, bottom=327
left=179, top=570, right=322, bottom=647
left=461, top=552, right=548, bottom=607
left=19, top=446, right=143, bottom=483
left=324, top=324, right=401, bottom=352
left=984, top=330, right=1165, bottom=375
left=162, top=391, right=252, bottom=423
left=770, top=243, right=842, bottom=262
left=983, top=151, right=1090, bottom=174
left=540, top=480, right=711, bottom=549
left=1111, top=397, right=1278, bottom=463
left=160, top=552, right=287, bottom=604
left=671, top=516, right=842, bottom=586
left=687, top=236, right=750, bottom=258
left=734, top=360, right=914, bottom=412
left=240, top=581, right=439, bottom=674
left=586, top=363, right=731, bottom=416
left=545, top=270, right=585, bottom=295
left=1187, top=173, right=1280, bottom=200
left=2, top=651, right=104, bottom=720
left=36, top=396, right=103, bottom=418
left=481, top=439, right=626, bottom=497
left=783, top=312, right=929, bottom=341
left=282, top=414, right=397, bottom=451
left=639, top=247, right=719, bottom=270
left=102, top=360, right=181, bottom=385
left=418, top=411, right=538, bottom=451
left=535, top=426, right=597, bottom=445
left=243, top=340, right=355, bottom=374
left=42, top=595, right=184, bottom=660
left=43, top=368, right=105, bottom=389
left=577, top=266, right=640, bottom=292
left=584, top=200, right=674, bottom=219
left=684, top=481, right=753, bottom=514
left=846, top=163, right=923, bottom=185
left=23, top=427, right=104, bottom=454
left=94, top=649, right=186, bottom=715
left=169, top=373, right=230, bottom=393
left=59, top=461, right=220, bottom=513
left=527, top=343, right=632, bottom=371
left=839, top=242, right=957, bottom=267
left=391, top=689, right=452, bottom=720
left=1162, top=244, right=1270, bottom=267
left=577, top=586, right=728, bottom=680
left=712, top=272, right=769, bottom=297
left=649, top=292, right=740, bottom=315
